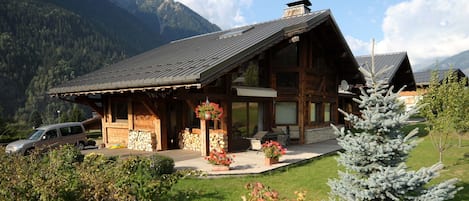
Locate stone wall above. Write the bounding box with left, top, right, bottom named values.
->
left=181, top=129, right=228, bottom=151
left=305, top=126, right=339, bottom=144
left=128, top=130, right=156, bottom=152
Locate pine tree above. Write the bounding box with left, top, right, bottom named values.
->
left=328, top=42, right=461, bottom=200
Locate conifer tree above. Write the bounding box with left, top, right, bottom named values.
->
left=328, top=42, right=461, bottom=200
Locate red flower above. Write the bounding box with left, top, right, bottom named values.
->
left=261, top=140, right=287, bottom=159
left=195, top=101, right=224, bottom=120
left=205, top=148, right=234, bottom=166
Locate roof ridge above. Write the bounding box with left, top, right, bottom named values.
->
left=356, top=51, right=407, bottom=58
left=170, top=9, right=330, bottom=44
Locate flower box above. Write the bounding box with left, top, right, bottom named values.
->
left=265, top=157, right=279, bottom=166
left=261, top=140, right=287, bottom=166
left=212, top=164, right=230, bottom=171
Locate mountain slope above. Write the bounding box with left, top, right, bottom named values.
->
left=0, top=0, right=220, bottom=123
left=42, top=0, right=164, bottom=54
left=0, top=0, right=129, bottom=121
left=422, top=49, right=469, bottom=75
left=110, top=0, right=221, bottom=42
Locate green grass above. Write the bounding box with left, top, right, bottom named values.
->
left=171, top=123, right=469, bottom=200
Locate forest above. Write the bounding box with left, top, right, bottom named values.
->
left=0, top=0, right=219, bottom=140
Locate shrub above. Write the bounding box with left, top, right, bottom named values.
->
left=242, top=182, right=307, bottom=201
left=148, top=154, right=175, bottom=176
left=0, top=146, right=188, bottom=201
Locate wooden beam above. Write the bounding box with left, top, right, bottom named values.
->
left=73, top=96, right=104, bottom=116
left=140, top=95, right=159, bottom=117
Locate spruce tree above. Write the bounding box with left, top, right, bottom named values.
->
left=328, top=43, right=461, bottom=200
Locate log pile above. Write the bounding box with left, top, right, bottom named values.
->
left=128, top=130, right=155, bottom=152
left=181, top=129, right=228, bottom=151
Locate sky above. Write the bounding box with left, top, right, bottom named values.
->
left=175, top=0, right=469, bottom=71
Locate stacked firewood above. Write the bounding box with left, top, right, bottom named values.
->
left=181, top=129, right=228, bottom=151
left=128, top=130, right=155, bottom=152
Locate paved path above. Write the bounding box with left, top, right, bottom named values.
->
left=82, top=139, right=341, bottom=176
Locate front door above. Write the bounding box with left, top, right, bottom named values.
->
left=167, top=101, right=183, bottom=149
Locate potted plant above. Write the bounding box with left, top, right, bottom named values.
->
left=195, top=100, right=223, bottom=121
left=205, top=148, right=234, bottom=171
left=261, top=140, right=287, bottom=166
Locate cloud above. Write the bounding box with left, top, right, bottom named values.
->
left=345, top=35, right=370, bottom=56
left=175, top=0, right=252, bottom=29
left=375, top=0, right=469, bottom=70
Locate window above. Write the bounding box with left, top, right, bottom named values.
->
left=219, top=26, right=254, bottom=39
left=310, top=102, right=317, bottom=122
left=275, top=102, right=297, bottom=124
left=60, top=126, right=82, bottom=136
left=232, top=102, right=260, bottom=138
left=324, top=103, right=331, bottom=122
left=276, top=72, right=298, bottom=89
left=112, top=101, right=128, bottom=122
left=272, top=43, right=298, bottom=68
left=232, top=61, right=259, bottom=87
left=44, top=130, right=58, bottom=139
left=60, top=127, right=70, bottom=136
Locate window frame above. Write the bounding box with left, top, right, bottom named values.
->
left=275, top=101, right=298, bottom=125
left=111, top=100, right=129, bottom=123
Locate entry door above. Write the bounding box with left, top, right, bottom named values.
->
left=167, top=101, right=183, bottom=149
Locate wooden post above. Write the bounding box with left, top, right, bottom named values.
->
left=200, top=119, right=210, bottom=156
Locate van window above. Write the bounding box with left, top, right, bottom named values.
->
left=44, top=130, right=58, bottom=139
left=60, top=126, right=83, bottom=136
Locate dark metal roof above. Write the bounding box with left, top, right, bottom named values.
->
left=49, top=10, right=344, bottom=96
left=414, top=69, right=467, bottom=86
left=355, top=52, right=408, bottom=83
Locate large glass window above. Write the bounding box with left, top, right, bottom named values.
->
left=232, top=102, right=260, bottom=137
left=275, top=102, right=297, bottom=124
left=310, top=102, right=317, bottom=122
left=324, top=103, right=331, bottom=122
left=232, top=61, right=259, bottom=87
left=112, top=101, right=128, bottom=122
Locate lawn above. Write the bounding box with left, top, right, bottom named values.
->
left=171, top=123, right=469, bottom=200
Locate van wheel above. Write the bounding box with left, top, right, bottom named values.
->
left=24, top=148, right=34, bottom=156
left=77, top=142, right=85, bottom=150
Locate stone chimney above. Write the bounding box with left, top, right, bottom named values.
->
left=283, top=0, right=311, bottom=18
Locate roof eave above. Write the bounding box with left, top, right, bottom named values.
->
left=49, top=75, right=201, bottom=97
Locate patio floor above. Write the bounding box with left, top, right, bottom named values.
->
left=81, top=139, right=341, bottom=176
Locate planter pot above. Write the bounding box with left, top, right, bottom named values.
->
left=212, top=165, right=230, bottom=171
left=204, top=112, right=211, bottom=120
left=265, top=157, right=279, bottom=166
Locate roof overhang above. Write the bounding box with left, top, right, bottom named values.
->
left=233, top=86, right=277, bottom=98
left=50, top=83, right=201, bottom=97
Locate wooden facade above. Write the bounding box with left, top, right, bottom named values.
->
left=51, top=5, right=365, bottom=154
left=85, top=18, right=362, bottom=152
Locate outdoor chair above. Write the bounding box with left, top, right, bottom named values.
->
left=245, top=131, right=268, bottom=150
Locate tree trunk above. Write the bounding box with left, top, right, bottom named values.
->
left=439, top=150, right=443, bottom=163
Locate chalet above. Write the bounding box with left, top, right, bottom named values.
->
left=399, top=69, right=468, bottom=111
left=355, top=52, right=416, bottom=91
left=49, top=0, right=364, bottom=155
left=348, top=51, right=417, bottom=118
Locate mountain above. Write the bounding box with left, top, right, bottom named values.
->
left=43, top=0, right=165, bottom=54
left=0, top=0, right=220, bottom=124
left=110, top=0, right=220, bottom=42
left=421, top=50, right=469, bottom=75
